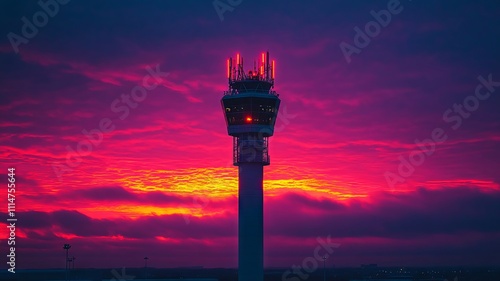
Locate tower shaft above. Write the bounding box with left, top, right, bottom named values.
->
left=238, top=163, right=264, bottom=281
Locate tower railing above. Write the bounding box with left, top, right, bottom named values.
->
left=224, top=89, right=278, bottom=96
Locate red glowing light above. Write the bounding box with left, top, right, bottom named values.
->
left=246, top=117, right=252, bottom=122
left=272, top=60, right=275, bottom=79
left=261, top=53, right=265, bottom=76
left=227, top=59, right=230, bottom=78
left=236, top=53, right=240, bottom=65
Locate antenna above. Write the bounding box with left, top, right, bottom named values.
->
left=237, top=53, right=240, bottom=79
left=272, top=60, right=275, bottom=79
left=266, top=51, right=270, bottom=80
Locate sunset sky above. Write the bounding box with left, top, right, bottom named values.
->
left=1, top=0, right=500, bottom=269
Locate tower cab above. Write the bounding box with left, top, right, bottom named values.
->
left=222, top=52, right=280, bottom=137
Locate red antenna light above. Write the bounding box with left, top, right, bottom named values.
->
left=227, top=59, right=230, bottom=79
left=272, top=60, right=275, bottom=79
left=261, top=53, right=265, bottom=77
left=246, top=116, right=252, bottom=122
left=236, top=53, right=240, bottom=65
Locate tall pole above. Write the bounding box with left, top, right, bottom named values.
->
left=67, top=257, right=73, bottom=281
left=63, top=244, right=71, bottom=281
left=144, top=257, right=149, bottom=279
left=323, top=255, right=327, bottom=281
left=239, top=162, right=264, bottom=281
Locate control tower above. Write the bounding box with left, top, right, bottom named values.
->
left=221, top=52, right=280, bottom=281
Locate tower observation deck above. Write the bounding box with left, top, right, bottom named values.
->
left=221, top=52, right=280, bottom=281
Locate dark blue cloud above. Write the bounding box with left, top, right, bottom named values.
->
left=266, top=187, right=500, bottom=238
